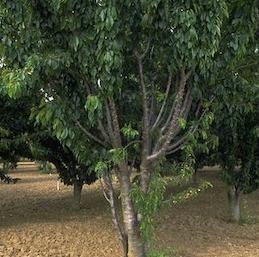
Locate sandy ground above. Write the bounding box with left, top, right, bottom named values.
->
left=0, top=164, right=259, bottom=257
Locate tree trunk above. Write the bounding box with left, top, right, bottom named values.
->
left=102, top=171, right=128, bottom=257
left=140, top=162, right=151, bottom=194
left=228, top=186, right=241, bottom=223
left=73, top=181, right=83, bottom=210
left=119, top=163, right=146, bottom=257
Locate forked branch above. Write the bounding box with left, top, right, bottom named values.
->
left=147, top=69, right=192, bottom=162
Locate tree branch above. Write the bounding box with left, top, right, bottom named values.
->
left=81, top=78, right=111, bottom=145
left=148, top=69, right=192, bottom=162
left=180, top=88, right=192, bottom=118
left=195, top=102, right=201, bottom=117
left=124, top=140, right=141, bottom=150
left=148, top=93, right=155, bottom=125
left=108, top=97, right=122, bottom=148
left=151, top=72, right=173, bottom=131
left=102, top=171, right=128, bottom=255
left=135, top=39, right=151, bottom=60
left=135, top=53, right=150, bottom=159
left=166, top=144, right=184, bottom=155
left=171, top=88, right=193, bottom=138
left=75, top=121, right=107, bottom=147
left=161, top=74, right=180, bottom=134
left=104, top=100, right=117, bottom=145
left=166, top=96, right=215, bottom=155
left=167, top=135, right=187, bottom=152
left=98, top=120, right=111, bottom=144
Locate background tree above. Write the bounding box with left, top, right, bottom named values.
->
left=212, top=43, right=259, bottom=222
left=190, top=24, right=259, bottom=222
left=0, top=95, right=97, bottom=208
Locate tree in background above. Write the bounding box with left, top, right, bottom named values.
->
left=212, top=42, right=259, bottom=222
left=1, top=1, right=258, bottom=256
left=191, top=25, right=259, bottom=222
left=0, top=96, right=32, bottom=183
left=0, top=95, right=96, bottom=208
left=215, top=82, right=258, bottom=223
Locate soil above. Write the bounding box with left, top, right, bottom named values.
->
left=1, top=164, right=259, bottom=257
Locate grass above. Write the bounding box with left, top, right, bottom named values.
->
left=148, top=247, right=178, bottom=257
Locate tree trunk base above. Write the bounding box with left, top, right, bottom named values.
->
left=228, top=186, right=241, bottom=223
left=73, top=182, right=83, bottom=210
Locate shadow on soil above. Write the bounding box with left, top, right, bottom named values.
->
left=0, top=170, right=111, bottom=229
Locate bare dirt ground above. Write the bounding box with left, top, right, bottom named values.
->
left=1, top=164, right=259, bottom=257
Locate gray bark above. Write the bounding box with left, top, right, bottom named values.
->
left=140, top=162, right=152, bottom=194
left=119, top=163, right=146, bottom=257
left=73, top=181, right=83, bottom=210
left=102, top=172, right=128, bottom=257
left=228, top=186, right=241, bottom=223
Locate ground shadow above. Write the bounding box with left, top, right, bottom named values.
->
left=0, top=170, right=113, bottom=229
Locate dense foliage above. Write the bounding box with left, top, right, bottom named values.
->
left=0, top=95, right=96, bottom=208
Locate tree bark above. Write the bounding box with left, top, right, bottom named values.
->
left=102, top=172, right=128, bottom=257
left=140, top=161, right=151, bottom=194
left=119, top=163, right=146, bottom=257
left=73, top=181, right=83, bottom=210
left=228, top=186, right=241, bottom=223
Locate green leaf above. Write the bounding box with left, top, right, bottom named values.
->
left=179, top=118, right=187, bottom=129
left=109, top=148, right=126, bottom=164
